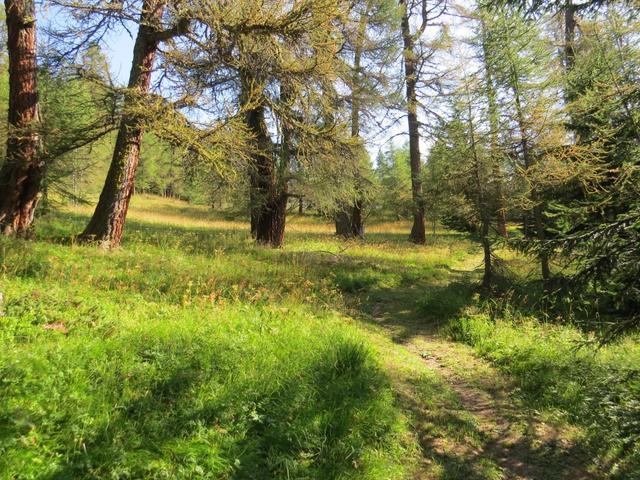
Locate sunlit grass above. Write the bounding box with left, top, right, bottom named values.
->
left=2, top=195, right=637, bottom=479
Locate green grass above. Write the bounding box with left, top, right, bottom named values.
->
left=0, top=198, right=419, bottom=479
left=1, top=295, right=406, bottom=479
left=1, top=195, right=639, bottom=479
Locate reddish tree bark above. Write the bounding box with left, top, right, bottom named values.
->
left=80, top=0, right=184, bottom=246
left=400, top=0, right=426, bottom=244
left=245, top=93, right=288, bottom=248
left=0, top=0, right=42, bottom=236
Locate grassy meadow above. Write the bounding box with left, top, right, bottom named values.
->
left=1, top=195, right=639, bottom=479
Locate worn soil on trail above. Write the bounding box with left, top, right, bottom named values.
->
left=356, top=268, right=601, bottom=480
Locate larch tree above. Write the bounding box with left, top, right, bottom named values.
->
left=79, top=0, right=190, bottom=246
left=462, top=83, right=495, bottom=289
left=479, top=14, right=508, bottom=238
left=0, top=0, right=41, bottom=236
left=241, top=2, right=351, bottom=246
left=173, top=0, right=353, bottom=247
left=426, top=92, right=498, bottom=289
left=398, top=0, right=446, bottom=244
left=540, top=9, right=640, bottom=338
left=484, top=7, right=562, bottom=289
left=334, top=0, right=399, bottom=239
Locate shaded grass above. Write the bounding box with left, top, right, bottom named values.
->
left=0, top=281, right=409, bottom=479
left=0, top=196, right=426, bottom=479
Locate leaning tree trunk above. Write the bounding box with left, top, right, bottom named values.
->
left=400, top=1, right=426, bottom=244
left=80, top=0, right=166, bottom=246
left=0, top=0, right=42, bottom=236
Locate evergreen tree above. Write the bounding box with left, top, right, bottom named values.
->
left=375, top=145, right=413, bottom=220
left=482, top=6, right=563, bottom=289
left=540, top=8, right=640, bottom=338
left=334, top=0, right=400, bottom=239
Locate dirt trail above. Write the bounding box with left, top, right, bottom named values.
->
left=365, top=300, right=599, bottom=480
left=403, top=336, right=596, bottom=480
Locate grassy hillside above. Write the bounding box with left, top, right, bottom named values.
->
left=1, top=195, right=639, bottom=479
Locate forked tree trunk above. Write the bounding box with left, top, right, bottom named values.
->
left=400, top=0, right=426, bottom=244
left=80, top=0, right=166, bottom=246
left=0, top=0, right=42, bottom=236
left=244, top=80, right=288, bottom=248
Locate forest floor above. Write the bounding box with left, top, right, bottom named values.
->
left=1, top=195, right=638, bottom=479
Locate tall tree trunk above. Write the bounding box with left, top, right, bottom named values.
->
left=513, top=83, right=551, bottom=287
left=400, top=0, right=426, bottom=244
left=80, top=0, right=166, bottom=246
left=564, top=0, right=577, bottom=74
left=335, top=12, right=366, bottom=239
left=481, top=18, right=508, bottom=238
left=349, top=18, right=365, bottom=240
left=466, top=88, right=492, bottom=290
left=244, top=79, right=288, bottom=248
left=0, top=0, right=41, bottom=236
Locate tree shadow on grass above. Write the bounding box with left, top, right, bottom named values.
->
left=37, top=337, right=400, bottom=479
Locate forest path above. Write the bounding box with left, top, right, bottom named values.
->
left=369, top=312, right=599, bottom=480
left=350, top=264, right=600, bottom=480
